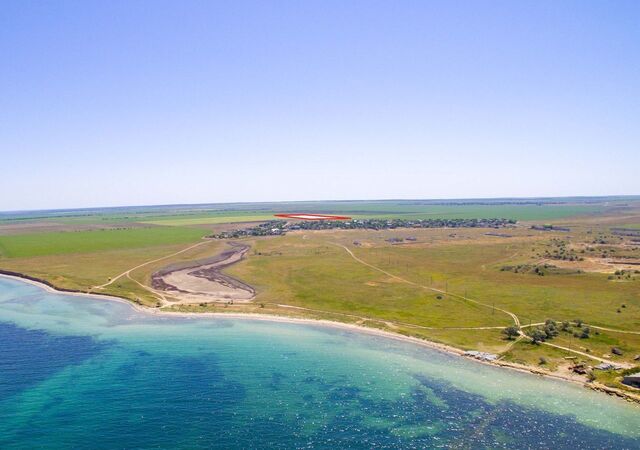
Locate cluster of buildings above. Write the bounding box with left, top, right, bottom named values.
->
left=286, top=217, right=514, bottom=231
left=209, top=217, right=515, bottom=239
left=208, top=221, right=285, bottom=239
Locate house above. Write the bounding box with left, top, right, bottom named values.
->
left=622, top=372, right=640, bottom=388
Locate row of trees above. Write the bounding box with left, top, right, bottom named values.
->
left=502, top=319, right=590, bottom=344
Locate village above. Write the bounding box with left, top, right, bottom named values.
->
left=208, top=217, right=516, bottom=239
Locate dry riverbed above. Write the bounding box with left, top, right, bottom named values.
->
left=151, top=242, right=255, bottom=304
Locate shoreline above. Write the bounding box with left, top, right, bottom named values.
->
left=0, top=271, right=638, bottom=405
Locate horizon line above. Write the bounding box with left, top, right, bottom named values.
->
left=2, top=194, right=639, bottom=215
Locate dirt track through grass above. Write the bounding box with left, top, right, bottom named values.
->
left=331, top=242, right=521, bottom=326
left=93, top=240, right=210, bottom=289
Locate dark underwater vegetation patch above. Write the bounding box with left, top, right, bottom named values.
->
left=0, top=321, right=108, bottom=401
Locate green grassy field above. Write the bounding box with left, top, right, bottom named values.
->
left=229, top=236, right=508, bottom=328
left=0, top=226, right=204, bottom=258
left=230, top=231, right=640, bottom=332
left=141, top=214, right=276, bottom=226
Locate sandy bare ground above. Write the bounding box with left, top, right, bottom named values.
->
left=539, top=256, right=640, bottom=274
left=152, top=242, right=255, bottom=304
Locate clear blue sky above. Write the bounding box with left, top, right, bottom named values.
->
left=1, top=0, right=639, bottom=211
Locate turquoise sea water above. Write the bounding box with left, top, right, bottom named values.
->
left=0, top=276, right=638, bottom=449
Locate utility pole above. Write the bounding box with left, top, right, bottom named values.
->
left=570, top=332, right=573, bottom=351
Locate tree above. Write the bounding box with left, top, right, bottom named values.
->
left=543, top=319, right=559, bottom=339
left=579, top=326, right=590, bottom=339
left=502, top=326, right=520, bottom=340
left=530, top=328, right=547, bottom=345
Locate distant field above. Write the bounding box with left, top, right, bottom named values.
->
left=140, top=204, right=603, bottom=223
left=0, top=199, right=616, bottom=228
left=141, top=214, right=276, bottom=226
left=353, top=205, right=602, bottom=221
left=277, top=203, right=604, bottom=220
left=0, top=226, right=204, bottom=258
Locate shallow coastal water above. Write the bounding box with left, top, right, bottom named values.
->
left=0, top=277, right=638, bottom=449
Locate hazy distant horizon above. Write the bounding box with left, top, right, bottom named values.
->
left=2, top=194, right=639, bottom=215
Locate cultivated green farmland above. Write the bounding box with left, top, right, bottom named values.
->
left=0, top=226, right=204, bottom=258
left=141, top=214, right=276, bottom=226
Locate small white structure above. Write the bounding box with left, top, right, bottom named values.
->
left=464, top=351, right=498, bottom=362
left=593, top=362, right=623, bottom=371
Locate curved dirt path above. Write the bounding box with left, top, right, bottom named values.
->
left=126, top=272, right=169, bottom=304
left=93, top=240, right=211, bottom=289
left=542, top=341, right=632, bottom=368
left=332, top=242, right=521, bottom=327
left=587, top=325, right=640, bottom=335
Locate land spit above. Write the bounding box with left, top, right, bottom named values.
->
left=151, top=242, right=255, bottom=304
